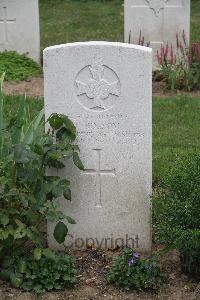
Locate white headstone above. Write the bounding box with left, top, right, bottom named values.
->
left=0, top=0, right=40, bottom=63
left=125, top=0, right=190, bottom=66
left=44, top=42, right=152, bottom=252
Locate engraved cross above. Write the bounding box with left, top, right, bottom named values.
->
left=83, top=149, right=116, bottom=207
left=0, top=6, right=16, bottom=44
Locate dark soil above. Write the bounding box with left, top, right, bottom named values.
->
left=0, top=248, right=199, bottom=300
left=3, top=77, right=200, bottom=98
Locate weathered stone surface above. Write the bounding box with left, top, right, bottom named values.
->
left=44, top=41, right=152, bottom=252
left=0, top=0, right=40, bottom=63
left=125, top=0, right=190, bottom=66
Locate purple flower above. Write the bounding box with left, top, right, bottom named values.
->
left=128, top=258, right=136, bottom=267
left=133, top=252, right=140, bottom=258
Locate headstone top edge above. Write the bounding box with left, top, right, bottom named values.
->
left=43, top=41, right=152, bottom=55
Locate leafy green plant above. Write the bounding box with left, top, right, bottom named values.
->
left=153, top=153, right=200, bottom=279
left=155, top=32, right=200, bottom=92
left=0, top=51, right=41, bottom=81
left=0, top=74, right=84, bottom=259
left=0, top=249, right=76, bottom=293
left=106, top=247, right=165, bottom=291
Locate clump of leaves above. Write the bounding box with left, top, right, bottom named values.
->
left=106, top=247, right=166, bottom=291
left=0, top=249, right=76, bottom=294
left=153, top=153, right=200, bottom=279
left=0, top=73, right=84, bottom=259
left=0, top=51, right=41, bottom=81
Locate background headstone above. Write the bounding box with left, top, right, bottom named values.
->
left=44, top=42, right=152, bottom=252
left=0, top=0, right=40, bottom=63
left=125, top=0, right=191, bottom=66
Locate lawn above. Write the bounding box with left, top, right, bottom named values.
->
left=40, top=0, right=124, bottom=51
left=153, top=95, right=200, bottom=180
left=40, top=0, right=200, bottom=51
left=4, top=93, right=200, bottom=182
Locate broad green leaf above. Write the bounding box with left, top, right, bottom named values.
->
left=48, top=113, right=63, bottom=129
left=30, top=144, right=44, bottom=155
left=0, top=72, right=5, bottom=159
left=63, top=188, right=71, bottom=201
left=11, top=95, right=27, bottom=144
left=17, top=259, right=27, bottom=273
left=62, top=148, right=73, bottom=158
left=14, top=144, right=28, bottom=163
left=66, top=216, right=76, bottom=224
left=73, top=152, right=84, bottom=170
left=0, top=269, right=13, bottom=281
left=43, top=248, right=56, bottom=260
left=10, top=272, right=23, bottom=288
left=60, top=114, right=76, bottom=141
left=59, top=178, right=70, bottom=187
left=53, top=221, right=68, bottom=244
left=56, top=127, right=71, bottom=141
left=0, top=214, right=9, bottom=226
left=34, top=248, right=43, bottom=261
left=52, top=185, right=63, bottom=198
left=21, top=281, right=34, bottom=291
left=23, top=108, right=44, bottom=144
left=2, top=256, right=14, bottom=268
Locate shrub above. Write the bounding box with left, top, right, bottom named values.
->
left=0, top=74, right=84, bottom=259
left=156, top=31, right=200, bottom=91
left=106, top=247, right=165, bottom=291
left=0, top=249, right=76, bottom=293
left=153, top=153, right=200, bottom=279
left=0, top=51, right=41, bottom=81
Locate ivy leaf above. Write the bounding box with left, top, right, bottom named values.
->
left=73, top=152, right=84, bottom=170
left=53, top=221, right=68, bottom=244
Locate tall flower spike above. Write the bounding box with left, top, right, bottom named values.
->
left=182, top=29, right=186, bottom=46
left=170, top=45, right=174, bottom=64
left=138, top=30, right=141, bottom=45
left=176, top=32, right=179, bottom=49
left=157, top=50, right=160, bottom=64
left=165, top=43, right=169, bottom=58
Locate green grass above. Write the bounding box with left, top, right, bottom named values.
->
left=40, top=0, right=200, bottom=51
left=153, top=95, right=200, bottom=180
left=39, top=0, right=124, bottom=51
left=4, top=93, right=200, bottom=182
left=3, top=94, right=43, bottom=119
left=191, top=0, right=200, bottom=41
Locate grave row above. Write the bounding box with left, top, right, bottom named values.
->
left=0, top=0, right=190, bottom=65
